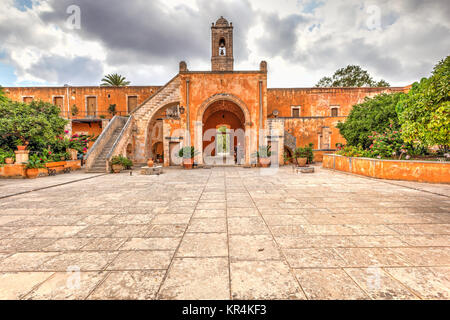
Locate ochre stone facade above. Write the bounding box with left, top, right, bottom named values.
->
left=4, top=17, right=410, bottom=167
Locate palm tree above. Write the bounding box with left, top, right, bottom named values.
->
left=100, top=73, right=130, bottom=87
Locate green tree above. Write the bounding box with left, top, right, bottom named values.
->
left=101, top=73, right=130, bottom=87
left=397, top=56, right=450, bottom=152
left=0, top=99, right=68, bottom=152
left=315, top=65, right=390, bottom=87
left=336, top=93, right=404, bottom=149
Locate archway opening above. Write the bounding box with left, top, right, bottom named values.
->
left=145, top=102, right=181, bottom=165
left=202, top=99, right=245, bottom=165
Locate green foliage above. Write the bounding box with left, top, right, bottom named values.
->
left=397, top=56, right=450, bottom=152
left=0, top=148, right=15, bottom=164
left=0, top=99, right=68, bottom=152
left=294, top=143, right=314, bottom=163
left=336, top=146, right=371, bottom=158
left=178, top=146, right=199, bottom=159
left=368, top=124, right=406, bottom=158
left=71, top=104, right=79, bottom=116
left=253, top=145, right=272, bottom=158
left=315, top=65, right=390, bottom=87
left=101, top=73, right=130, bottom=87
left=108, top=104, right=117, bottom=115
left=336, top=93, right=404, bottom=149
left=26, top=154, right=46, bottom=169
left=111, top=155, right=133, bottom=169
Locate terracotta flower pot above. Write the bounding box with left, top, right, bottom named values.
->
left=112, top=164, right=123, bottom=173
left=147, top=159, right=154, bottom=167
left=17, top=145, right=27, bottom=151
left=296, top=157, right=307, bottom=167
left=5, top=158, right=14, bottom=164
left=183, top=158, right=194, bottom=169
left=259, top=157, right=271, bottom=168
left=26, top=168, right=39, bottom=179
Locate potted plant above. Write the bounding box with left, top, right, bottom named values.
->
left=110, top=155, right=133, bottom=173
left=294, top=143, right=314, bottom=167
left=0, top=149, right=15, bottom=165
left=108, top=104, right=117, bottom=116
left=253, top=145, right=272, bottom=168
left=178, top=146, right=198, bottom=169
left=26, top=154, right=45, bottom=179
left=16, top=138, right=28, bottom=151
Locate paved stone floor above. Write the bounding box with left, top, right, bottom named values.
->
left=0, top=166, right=449, bottom=300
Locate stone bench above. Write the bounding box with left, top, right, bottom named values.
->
left=140, top=166, right=163, bottom=175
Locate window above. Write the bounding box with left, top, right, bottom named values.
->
left=128, top=96, right=138, bottom=113
left=291, top=106, right=300, bottom=118
left=331, top=107, right=339, bottom=117
left=23, top=97, right=33, bottom=104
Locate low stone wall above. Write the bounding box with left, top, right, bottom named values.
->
left=323, top=154, right=450, bottom=184
left=0, top=160, right=81, bottom=179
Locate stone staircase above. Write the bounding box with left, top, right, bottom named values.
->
left=85, top=116, right=128, bottom=173
left=87, top=128, right=123, bottom=173
left=132, top=76, right=181, bottom=121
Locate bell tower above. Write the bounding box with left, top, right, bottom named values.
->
left=211, top=16, right=234, bottom=71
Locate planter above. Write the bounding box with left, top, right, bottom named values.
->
left=112, top=164, right=123, bottom=173
left=26, top=168, right=39, bottom=179
left=296, top=157, right=307, bottom=167
left=17, top=145, right=27, bottom=151
left=259, top=157, right=271, bottom=168
left=68, top=149, right=78, bottom=160
left=183, top=158, right=194, bottom=170
left=147, top=159, right=154, bottom=167
left=5, top=158, right=14, bottom=164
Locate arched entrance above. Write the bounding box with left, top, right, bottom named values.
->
left=145, top=102, right=182, bottom=166
left=196, top=94, right=251, bottom=166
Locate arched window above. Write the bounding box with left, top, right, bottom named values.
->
left=219, top=38, right=226, bottom=56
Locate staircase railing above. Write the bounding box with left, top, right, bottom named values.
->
left=105, top=116, right=134, bottom=172
left=84, top=116, right=127, bottom=171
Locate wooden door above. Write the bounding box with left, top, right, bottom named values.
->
left=128, top=96, right=138, bottom=113
left=53, top=97, right=63, bottom=111
left=87, top=97, right=96, bottom=117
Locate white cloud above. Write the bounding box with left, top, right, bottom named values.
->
left=0, top=0, right=448, bottom=87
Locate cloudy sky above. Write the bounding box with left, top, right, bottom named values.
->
left=1, top=0, right=449, bottom=88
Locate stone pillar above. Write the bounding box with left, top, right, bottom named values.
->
left=64, top=121, right=73, bottom=137
left=194, top=121, right=203, bottom=165
left=15, top=150, right=30, bottom=164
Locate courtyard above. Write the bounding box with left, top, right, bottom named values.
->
left=0, top=166, right=449, bottom=300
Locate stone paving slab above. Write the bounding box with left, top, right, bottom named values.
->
left=0, top=166, right=449, bottom=300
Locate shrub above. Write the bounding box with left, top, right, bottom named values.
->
left=294, top=143, right=314, bottom=163
left=336, top=93, right=404, bottom=149
left=368, top=124, right=406, bottom=158
left=0, top=99, right=68, bottom=152
left=111, top=155, right=133, bottom=169
left=397, top=56, right=450, bottom=152
left=336, top=146, right=371, bottom=158
left=26, top=154, right=46, bottom=169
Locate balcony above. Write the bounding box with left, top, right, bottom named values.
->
left=59, top=110, right=129, bottom=121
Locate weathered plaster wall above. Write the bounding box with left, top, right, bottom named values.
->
left=323, top=154, right=450, bottom=184
left=4, top=86, right=159, bottom=119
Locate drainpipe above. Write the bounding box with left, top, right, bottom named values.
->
left=259, top=80, right=263, bottom=145
left=186, top=79, right=190, bottom=146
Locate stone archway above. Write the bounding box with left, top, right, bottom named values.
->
left=195, top=93, right=252, bottom=166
